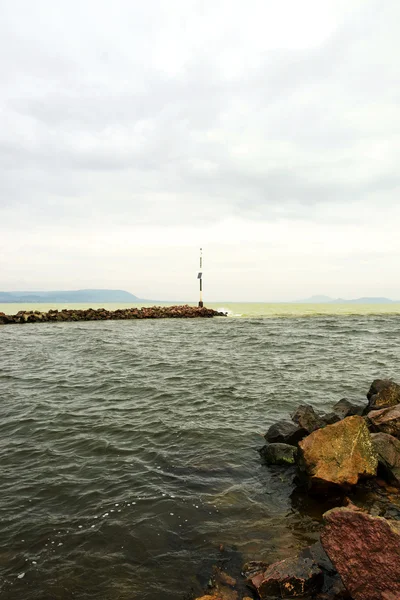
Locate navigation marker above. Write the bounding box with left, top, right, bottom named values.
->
left=198, top=248, right=203, bottom=307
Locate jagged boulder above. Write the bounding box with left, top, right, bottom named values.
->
left=291, top=404, right=325, bottom=433
left=367, top=379, right=400, bottom=411
left=371, top=432, right=400, bottom=484
left=244, top=544, right=348, bottom=600
left=319, top=411, right=341, bottom=426
left=248, top=554, right=324, bottom=599
left=265, top=420, right=307, bottom=446
left=301, top=542, right=350, bottom=600
left=298, top=416, right=378, bottom=489
left=368, top=405, right=400, bottom=438
left=321, top=507, right=400, bottom=600
left=242, top=561, right=269, bottom=580
left=259, top=443, right=297, bottom=466
left=332, top=398, right=365, bottom=419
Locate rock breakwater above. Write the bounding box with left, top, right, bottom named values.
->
left=195, top=378, right=400, bottom=600
left=0, top=305, right=226, bottom=325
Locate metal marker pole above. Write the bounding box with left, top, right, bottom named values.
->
left=198, top=248, right=203, bottom=307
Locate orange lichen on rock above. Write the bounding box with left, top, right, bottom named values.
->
left=298, top=415, right=378, bottom=489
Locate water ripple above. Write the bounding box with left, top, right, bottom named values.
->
left=1, top=315, right=399, bottom=598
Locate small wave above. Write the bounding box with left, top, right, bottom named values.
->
left=216, top=307, right=242, bottom=317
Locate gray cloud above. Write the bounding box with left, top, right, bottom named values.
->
left=1, top=0, right=400, bottom=296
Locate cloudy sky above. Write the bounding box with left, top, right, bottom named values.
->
left=1, top=0, right=399, bottom=301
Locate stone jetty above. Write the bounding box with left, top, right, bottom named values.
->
left=195, top=378, right=400, bottom=600
left=0, top=305, right=226, bottom=325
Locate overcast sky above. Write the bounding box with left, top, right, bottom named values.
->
left=1, top=0, right=399, bottom=301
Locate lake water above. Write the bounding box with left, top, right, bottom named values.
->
left=1, top=303, right=399, bottom=599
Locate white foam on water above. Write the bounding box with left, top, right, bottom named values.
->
left=215, top=307, right=243, bottom=317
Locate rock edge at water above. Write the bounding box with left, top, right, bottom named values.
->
left=0, top=305, right=227, bottom=324
left=195, top=379, right=400, bottom=600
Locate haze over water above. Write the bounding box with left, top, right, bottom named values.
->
left=1, top=304, right=400, bottom=599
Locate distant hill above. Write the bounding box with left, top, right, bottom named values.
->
left=298, top=295, right=396, bottom=304
left=0, top=289, right=141, bottom=303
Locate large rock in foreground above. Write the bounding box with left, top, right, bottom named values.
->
left=367, top=379, right=400, bottom=411
left=298, top=416, right=378, bottom=489
left=368, top=404, right=400, bottom=438
left=371, top=432, right=400, bottom=484
left=321, top=507, right=400, bottom=600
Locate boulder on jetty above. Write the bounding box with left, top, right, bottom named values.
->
left=298, top=416, right=378, bottom=489
left=248, top=555, right=323, bottom=599
left=259, top=442, right=297, bottom=466
left=291, top=403, right=325, bottom=433
left=367, top=379, right=400, bottom=411
left=321, top=507, right=400, bottom=600
left=261, top=379, right=400, bottom=490
left=367, top=404, right=400, bottom=438
left=246, top=542, right=344, bottom=599
left=332, top=398, right=365, bottom=419
left=372, top=432, right=400, bottom=484
left=0, top=305, right=226, bottom=325
left=265, top=420, right=307, bottom=446
left=319, top=411, right=342, bottom=426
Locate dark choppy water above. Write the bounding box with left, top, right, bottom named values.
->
left=1, top=315, right=399, bottom=599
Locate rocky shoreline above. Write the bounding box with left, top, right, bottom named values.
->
left=195, top=379, right=400, bottom=600
left=0, top=305, right=227, bottom=325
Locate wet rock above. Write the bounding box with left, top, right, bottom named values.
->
left=242, top=561, right=269, bottom=580
left=297, top=541, right=335, bottom=575
left=259, top=443, right=298, bottom=466
left=248, top=554, right=324, bottom=598
left=371, top=432, right=400, bottom=484
left=368, top=404, right=400, bottom=438
left=367, top=379, right=400, bottom=411
left=195, top=565, right=240, bottom=600
left=265, top=420, right=307, bottom=446
left=298, top=543, right=350, bottom=599
left=298, top=415, right=378, bottom=489
left=321, top=507, right=400, bottom=600
left=319, top=412, right=341, bottom=426
left=292, top=404, right=325, bottom=433
left=332, top=398, right=365, bottom=419
left=216, top=571, right=236, bottom=588
left=315, top=575, right=351, bottom=600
